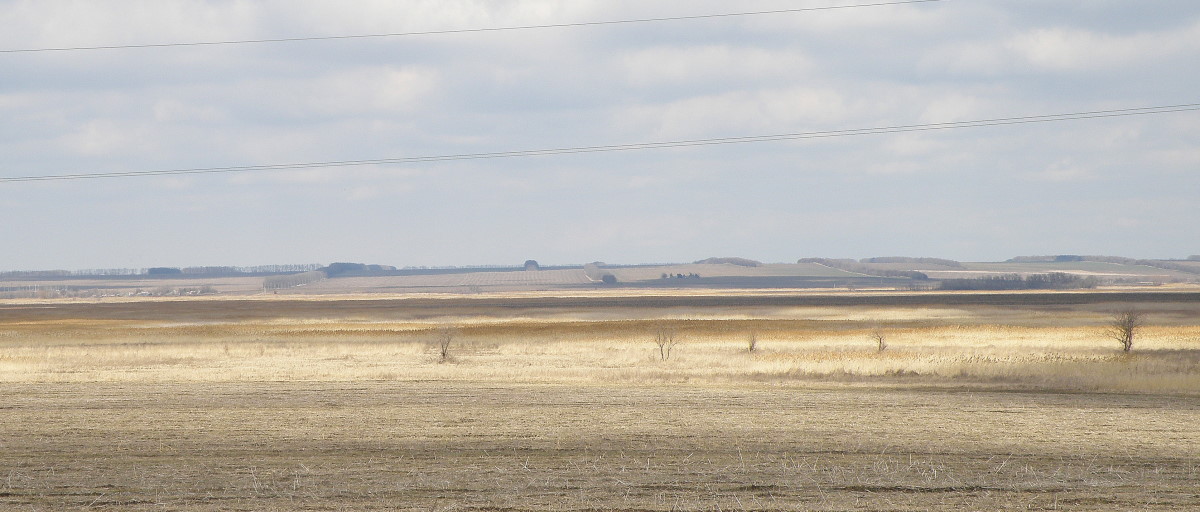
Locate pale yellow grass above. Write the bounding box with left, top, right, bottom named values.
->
left=4, top=312, right=1198, bottom=393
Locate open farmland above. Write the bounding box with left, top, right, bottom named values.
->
left=293, top=260, right=1197, bottom=293
left=6, top=258, right=1198, bottom=298
left=0, top=275, right=269, bottom=297
left=298, top=268, right=596, bottom=294
left=2, top=290, right=1200, bottom=510
left=934, top=261, right=1200, bottom=283
left=292, top=263, right=907, bottom=295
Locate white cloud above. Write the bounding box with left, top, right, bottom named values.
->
left=1008, top=27, right=1139, bottom=71
left=883, top=133, right=946, bottom=157
left=60, top=119, right=145, bottom=156
left=249, top=66, right=440, bottom=117
left=929, top=18, right=1200, bottom=74
left=271, top=0, right=602, bottom=34
left=3, top=0, right=261, bottom=48
left=919, top=94, right=989, bottom=123
left=555, top=212, right=713, bottom=256
left=618, top=45, right=810, bottom=87
left=227, top=165, right=424, bottom=186
left=747, top=1, right=946, bottom=34
left=864, top=160, right=925, bottom=175
left=152, top=99, right=227, bottom=123
left=1025, top=159, right=1094, bottom=183
left=1151, top=147, right=1200, bottom=168
left=617, top=87, right=850, bottom=139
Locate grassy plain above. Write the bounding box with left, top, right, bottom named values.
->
left=2, top=290, right=1199, bottom=510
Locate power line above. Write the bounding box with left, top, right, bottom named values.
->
left=0, top=0, right=942, bottom=54
left=3, top=102, right=1196, bottom=184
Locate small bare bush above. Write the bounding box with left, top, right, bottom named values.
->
left=655, top=327, right=680, bottom=361
left=435, top=325, right=459, bottom=362
left=747, top=331, right=759, bottom=353
left=871, top=329, right=888, bottom=352
left=1106, top=309, right=1144, bottom=353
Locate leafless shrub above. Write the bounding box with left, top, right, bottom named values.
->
left=747, top=331, right=759, bottom=353
left=1106, top=309, right=1144, bottom=353
left=435, top=325, right=458, bottom=362
left=655, top=327, right=680, bottom=361
left=871, top=329, right=887, bottom=352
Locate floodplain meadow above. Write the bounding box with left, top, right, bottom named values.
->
left=1, top=290, right=1199, bottom=510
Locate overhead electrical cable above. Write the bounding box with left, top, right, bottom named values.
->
left=2, top=102, right=1196, bottom=184
left=0, top=0, right=941, bottom=54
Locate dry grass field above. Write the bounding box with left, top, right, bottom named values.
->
left=2, top=290, right=1199, bottom=510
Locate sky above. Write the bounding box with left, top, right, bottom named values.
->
left=2, top=0, right=1198, bottom=271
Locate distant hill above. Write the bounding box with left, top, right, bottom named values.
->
left=3, top=255, right=1198, bottom=298
left=1005, top=255, right=1200, bottom=277
left=859, top=257, right=963, bottom=268
left=693, top=257, right=762, bottom=267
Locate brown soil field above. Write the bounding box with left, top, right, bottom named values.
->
left=2, top=290, right=1199, bottom=510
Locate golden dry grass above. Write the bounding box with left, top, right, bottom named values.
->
left=3, top=299, right=1198, bottom=393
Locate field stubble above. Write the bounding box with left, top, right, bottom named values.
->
left=2, top=292, right=1199, bottom=510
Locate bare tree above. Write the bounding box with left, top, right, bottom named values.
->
left=1106, top=309, right=1144, bottom=353
left=746, top=331, right=759, bottom=353
left=871, top=328, right=887, bottom=352
left=435, top=325, right=458, bottom=362
left=655, top=326, right=680, bottom=361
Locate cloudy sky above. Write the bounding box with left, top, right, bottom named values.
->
left=2, top=0, right=1198, bottom=270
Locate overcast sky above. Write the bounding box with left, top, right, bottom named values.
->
left=2, top=0, right=1198, bottom=270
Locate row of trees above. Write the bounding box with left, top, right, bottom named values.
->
left=661, top=273, right=701, bottom=279
left=431, top=309, right=1147, bottom=364
left=938, top=272, right=1098, bottom=291
left=263, top=270, right=327, bottom=291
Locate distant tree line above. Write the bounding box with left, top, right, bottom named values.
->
left=662, top=273, right=701, bottom=279
left=263, top=270, right=327, bottom=290
left=1006, top=255, right=1081, bottom=263
left=798, top=258, right=929, bottom=280
left=857, top=257, right=963, bottom=268
left=177, top=265, right=322, bottom=275
left=938, top=272, right=1097, bottom=291
left=693, top=257, right=762, bottom=267
left=321, top=262, right=398, bottom=278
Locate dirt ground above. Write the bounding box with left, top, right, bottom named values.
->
left=3, top=380, right=1198, bottom=511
